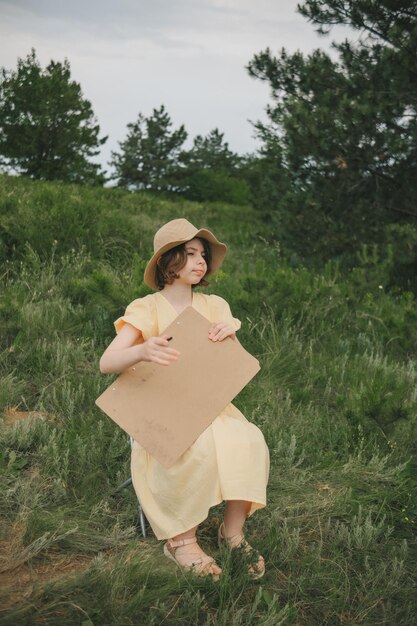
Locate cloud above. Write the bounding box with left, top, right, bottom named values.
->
left=0, top=0, right=352, bottom=166
left=0, top=0, right=321, bottom=52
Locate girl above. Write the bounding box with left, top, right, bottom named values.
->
left=100, top=218, right=269, bottom=580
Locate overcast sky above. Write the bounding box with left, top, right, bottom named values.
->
left=0, top=0, right=351, bottom=171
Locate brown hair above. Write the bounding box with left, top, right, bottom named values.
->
left=155, top=238, right=212, bottom=290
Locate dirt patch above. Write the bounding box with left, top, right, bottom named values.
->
left=0, top=408, right=95, bottom=612
left=0, top=518, right=93, bottom=610
left=1, top=406, right=54, bottom=427
left=0, top=551, right=93, bottom=610
left=317, top=482, right=337, bottom=494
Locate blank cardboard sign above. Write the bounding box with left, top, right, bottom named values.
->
left=96, top=306, right=260, bottom=468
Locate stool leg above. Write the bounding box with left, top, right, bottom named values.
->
left=138, top=505, right=147, bottom=538
left=114, top=477, right=132, bottom=492
left=115, top=477, right=147, bottom=537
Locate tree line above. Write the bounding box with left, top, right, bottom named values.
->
left=0, top=50, right=248, bottom=204
left=1, top=1, right=416, bottom=279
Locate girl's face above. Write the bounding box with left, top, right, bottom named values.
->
left=176, top=238, right=207, bottom=285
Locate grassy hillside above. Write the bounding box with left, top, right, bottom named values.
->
left=0, top=174, right=416, bottom=625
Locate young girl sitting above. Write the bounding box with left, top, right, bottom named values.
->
left=99, top=218, right=269, bottom=580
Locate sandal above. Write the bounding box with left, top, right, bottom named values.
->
left=218, top=522, right=265, bottom=579
left=164, top=537, right=221, bottom=581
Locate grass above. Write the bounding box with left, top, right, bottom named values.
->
left=0, top=173, right=416, bottom=624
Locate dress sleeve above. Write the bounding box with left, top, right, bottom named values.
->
left=114, top=295, right=158, bottom=341
left=208, top=295, right=241, bottom=331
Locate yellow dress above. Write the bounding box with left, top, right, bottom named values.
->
left=114, top=291, right=270, bottom=540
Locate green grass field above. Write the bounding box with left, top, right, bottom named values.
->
left=1, top=174, right=416, bottom=625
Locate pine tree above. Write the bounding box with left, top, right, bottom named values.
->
left=0, top=50, right=107, bottom=184
left=247, top=1, right=417, bottom=259
left=110, top=105, right=187, bottom=192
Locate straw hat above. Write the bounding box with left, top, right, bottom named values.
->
left=144, top=218, right=227, bottom=290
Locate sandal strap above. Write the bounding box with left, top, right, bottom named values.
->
left=219, top=523, right=245, bottom=548
left=194, top=554, right=215, bottom=569
left=226, top=532, right=245, bottom=548
left=164, top=540, right=218, bottom=577
left=218, top=522, right=265, bottom=579
left=167, top=539, right=215, bottom=568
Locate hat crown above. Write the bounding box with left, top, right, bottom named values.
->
left=154, top=218, right=197, bottom=253
left=144, top=217, right=227, bottom=289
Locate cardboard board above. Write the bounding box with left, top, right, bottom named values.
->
left=96, top=306, right=260, bottom=468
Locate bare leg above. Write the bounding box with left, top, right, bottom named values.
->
left=223, top=500, right=251, bottom=537
left=221, top=500, right=265, bottom=579
left=172, top=525, right=198, bottom=542
left=166, top=525, right=222, bottom=577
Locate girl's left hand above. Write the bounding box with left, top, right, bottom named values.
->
left=208, top=321, right=236, bottom=342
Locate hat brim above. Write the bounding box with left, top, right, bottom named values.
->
left=144, top=228, right=227, bottom=290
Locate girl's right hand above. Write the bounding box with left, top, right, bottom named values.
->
left=141, top=336, right=180, bottom=366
